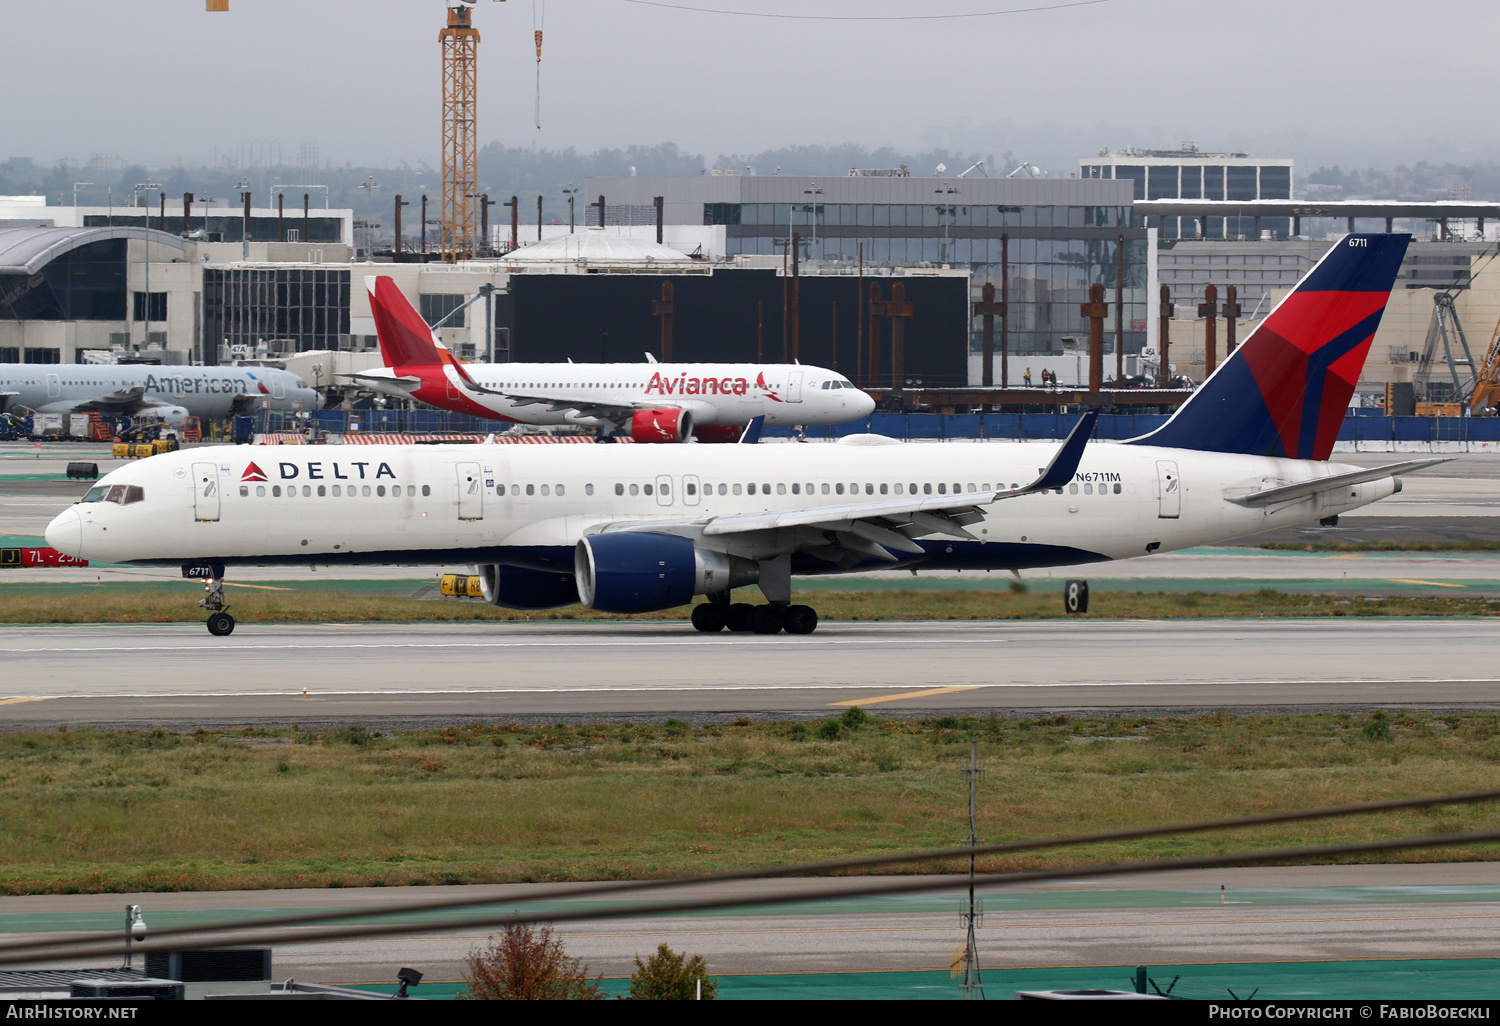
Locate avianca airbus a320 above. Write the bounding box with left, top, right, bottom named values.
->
left=48, top=234, right=1438, bottom=637
left=349, top=275, right=874, bottom=443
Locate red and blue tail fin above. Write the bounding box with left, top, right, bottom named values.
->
left=1128, top=233, right=1410, bottom=461
left=366, top=275, right=441, bottom=369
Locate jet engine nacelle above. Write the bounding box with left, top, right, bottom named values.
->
left=628, top=408, right=693, bottom=444
left=477, top=563, right=580, bottom=610
left=574, top=532, right=758, bottom=614
left=140, top=405, right=190, bottom=430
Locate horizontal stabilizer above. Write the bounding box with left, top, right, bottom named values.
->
left=1226, top=458, right=1450, bottom=507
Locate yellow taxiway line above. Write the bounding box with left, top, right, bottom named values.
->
left=830, top=685, right=982, bottom=707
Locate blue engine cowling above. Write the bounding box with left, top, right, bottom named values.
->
left=574, top=533, right=760, bottom=614
left=477, top=563, right=580, bottom=610
left=574, top=532, right=695, bottom=614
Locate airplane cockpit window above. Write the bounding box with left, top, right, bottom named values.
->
left=82, top=486, right=109, bottom=503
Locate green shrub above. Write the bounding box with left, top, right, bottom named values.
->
left=625, top=943, right=717, bottom=1000
left=1362, top=711, right=1393, bottom=742
left=816, top=721, right=844, bottom=741
left=839, top=706, right=870, bottom=730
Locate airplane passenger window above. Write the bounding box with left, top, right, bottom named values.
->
left=377, top=486, right=386, bottom=497
left=732, top=484, right=741, bottom=495
left=895, top=483, right=903, bottom=494
left=496, top=483, right=505, bottom=495
left=240, top=486, right=249, bottom=498
left=938, top=483, right=947, bottom=495
left=615, top=483, right=624, bottom=496
left=968, top=483, right=976, bottom=492
left=318, top=485, right=326, bottom=497
left=541, top=484, right=550, bottom=496
left=332, top=485, right=341, bottom=496
left=763, top=483, right=771, bottom=494
left=686, top=482, right=696, bottom=496
left=821, top=483, right=829, bottom=495
left=629, top=484, right=639, bottom=496
left=257, top=486, right=266, bottom=497
left=777, top=483, right=786, bottom=495
left=303, top=485, right=312, bottom=497
left=748, top=483, right=757, bottom=495
left=644, top=484, right=654, bottom=495
left=585, top=484, right=594, bottom=496
left=1084, top=483, right=1093, bottom=494
left=423, top=485, right=432, bottom=496
left=835, top=484, right=844, bottom=495
left=527, top=484, right=535, bottom=496
left=791, top=483, right=800, bottom=495
left=718, top=484, right=727, bottom=495
left=923, top=484, right=932, bottom=495
left=1114, top=484, right=1122, bottom=494
left=865, top=484, right=873, bottom=495
left=510, top=485, right=519, bottom=496
left=1069, top=484, right=1078, bottom=494
left=660, top=483, right=669, bottom=496
left=362, top=485, right=372, bottom=496
left=273, top=486, right=282, bottom=497
left=805, top=483, right=813, bottom=494
left=880, top=484, right=888, bottom=495
left=556, top=484, right=565, bottom=496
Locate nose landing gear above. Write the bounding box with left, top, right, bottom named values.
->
left=199, top=577, right=235, bottom=636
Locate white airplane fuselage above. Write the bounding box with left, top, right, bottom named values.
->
left=357, top=362, right=874, bottom=430
left=0, top=363, right=320, bottom=424
left=48, top=439, right=1396, bottom=574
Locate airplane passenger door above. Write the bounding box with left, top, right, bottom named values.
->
left=192, top=462, right=220, bottom=522
left=456, top=462, right=483, bottom=521
left=787, top=369, right=804, bottom=403
left=271, top=375, right=285, bottom=400
left=46, top=374, right=60, bottom=398
left=1156, top=460, right=1181, bottom=519
left=654, top=474, right=673, bottom=507
left=683, top=474, right=701, bottom=507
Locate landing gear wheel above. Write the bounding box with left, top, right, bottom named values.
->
left=206, top=612, right=235, bottom=637
left=727, top=603, right=754, bottom=633
left=784, top=604, right=818, bottom=635
left=750, top=604, right=787, bottom=635
left=691, top=603, right=728, bottom=633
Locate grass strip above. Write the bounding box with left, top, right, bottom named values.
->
left=0, top=711, right=1497, bottom=895
left=0, top=585, right=1497, bottom=623
left=1258, top=541, right=1500, bottom=552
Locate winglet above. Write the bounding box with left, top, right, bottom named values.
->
left=738, top=415, right=765, bottom=445
left=1028, top=409, right=1098, bottom=492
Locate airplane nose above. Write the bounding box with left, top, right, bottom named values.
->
left=46, top=508, right=82, bottom=557
left=856, top=391, right=876, bottom=417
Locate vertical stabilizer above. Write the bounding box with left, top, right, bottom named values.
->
left=366, top=276, right=441, bottom=368
left=1128, top=233, right=1410, bottom=460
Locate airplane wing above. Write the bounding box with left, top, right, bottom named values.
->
left=594, top=411, right=1097, bottom=565
left=342, top=371, right=423, bottom=391
left=463, top=381, right=685, bottom=421
left=42, top=386, right=151, bottom=415
left=1225, top=457, right=1451, bottom=508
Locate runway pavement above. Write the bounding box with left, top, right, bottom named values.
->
left=4, top=865, right=1500, bottom=984
left=2, top=618, right=1499, bottom=727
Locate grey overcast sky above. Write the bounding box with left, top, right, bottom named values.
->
left=7, top=0, right=1499, bottom=171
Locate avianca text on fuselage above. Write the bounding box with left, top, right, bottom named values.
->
left=643, top=371, right=783, bottom=401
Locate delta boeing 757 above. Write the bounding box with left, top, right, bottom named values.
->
left=47, top=234, right=1438, bottom=636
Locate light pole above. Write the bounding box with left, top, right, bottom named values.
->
left=935, top=185, right=959, bottom=264
left=802, top=183, right=823, bottom=259
left=72, top=182, right=94, bottom=212
left=358, top=176, right=378, bottom=258
left=562, top=183, right=578, bottom=234
left=134, top=180, right=162, bottom=352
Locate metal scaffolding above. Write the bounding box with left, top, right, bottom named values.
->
left=439, top=6, right=480, bottom=262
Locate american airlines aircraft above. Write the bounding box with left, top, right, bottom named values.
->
left=47, top=235, right=1434, bottom=638
left=349, top=276, right=875, bottom=442
left=0, top=362, right=320, bottom=429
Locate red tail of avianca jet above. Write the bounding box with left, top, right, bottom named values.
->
left=349, top=275, right=874, bottom=443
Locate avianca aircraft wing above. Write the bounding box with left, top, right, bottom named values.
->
left=595, top=411, right=1096, bottom=564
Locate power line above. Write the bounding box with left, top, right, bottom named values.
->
left=8, top=826, right=1500, bottom=969
left=6, top=785, right=1497, bottom=957
left=615, top=0, right=1116, bottom=21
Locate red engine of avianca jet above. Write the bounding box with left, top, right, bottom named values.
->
left=629, top=408, right=694, bottom=443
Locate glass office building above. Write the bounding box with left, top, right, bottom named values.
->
left=587, top=174, right=1149, bottom=372
left=1081, top=146, right=1293, bottom=240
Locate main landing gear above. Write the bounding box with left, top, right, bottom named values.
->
left=199, top=577, right=235, bottom=636
left=691, top=598, right=818, bottom=635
